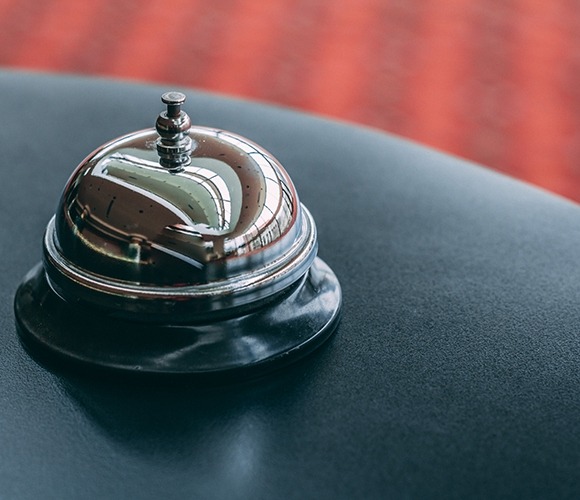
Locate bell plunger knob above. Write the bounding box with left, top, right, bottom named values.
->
left=155, top=91, right=193, bottom=171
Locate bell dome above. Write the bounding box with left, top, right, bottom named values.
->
left=45, top=92, right=316, bottom=321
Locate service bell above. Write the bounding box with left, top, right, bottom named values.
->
left=15, top=92, right=341, bottom=378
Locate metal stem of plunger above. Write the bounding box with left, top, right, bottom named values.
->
left=156, top=92, right=193, bottom=171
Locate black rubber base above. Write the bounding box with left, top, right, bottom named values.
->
left=14, top=258, right=341, bottom=380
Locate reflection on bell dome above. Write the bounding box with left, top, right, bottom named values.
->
left=45, top=109, right=317, bottom=320
left=54, top=127, right=302, bottom=290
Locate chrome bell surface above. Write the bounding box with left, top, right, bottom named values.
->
left=15, top=92, right=341, bottom=377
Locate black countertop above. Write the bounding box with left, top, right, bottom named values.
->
left=1, top=71, right=579, bottom=499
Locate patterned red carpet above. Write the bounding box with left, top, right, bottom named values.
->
left=0, top=0, right=578, bottom=200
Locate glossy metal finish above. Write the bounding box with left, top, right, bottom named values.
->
left=15, top=92, right=341, bottom=376
left=46, top=99, right=316, bottom=320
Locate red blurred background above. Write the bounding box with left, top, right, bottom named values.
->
left=0, top=0, right=578, bottom=200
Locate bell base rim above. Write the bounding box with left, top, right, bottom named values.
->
left=14, top=258, right=341, bottom=380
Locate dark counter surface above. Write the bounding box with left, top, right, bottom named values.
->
left=1, top=71, right=579, bottom=499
